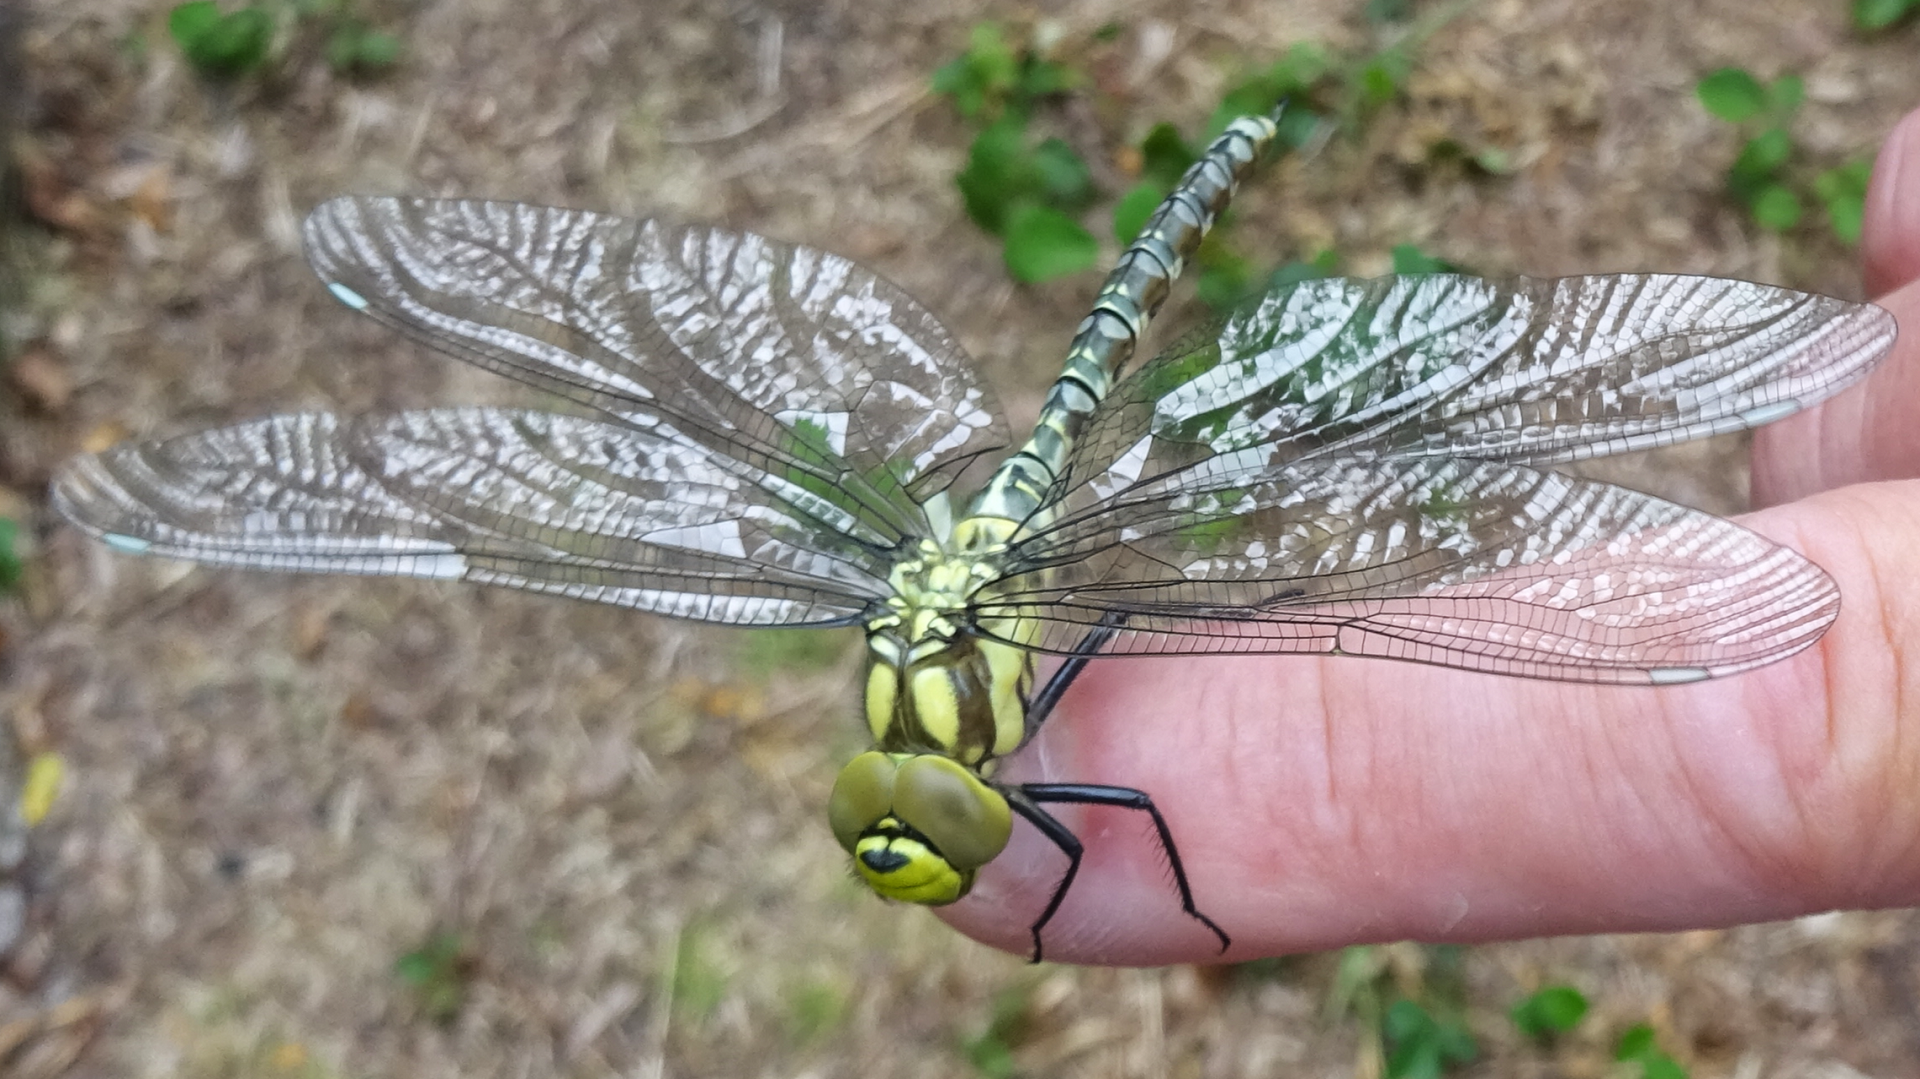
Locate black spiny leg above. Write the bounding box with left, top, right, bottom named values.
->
left=1004, top=783, right=1230, bottom=963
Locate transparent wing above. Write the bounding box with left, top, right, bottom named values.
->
left=979, top=453, right=1835, bottom=683
left=53, top=408, right=898, bottom=626
left=1056, top=274, right=1894, bottom=512
left=303, top=196, right=1010, bottom=540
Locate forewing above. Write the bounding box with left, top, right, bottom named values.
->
left=980, top=453, right=1835, bottom=682
left=1054, top=273, right=1893, bottom=514
left=302, top=197, right=1009, bottom=529
left=52, top=409, right=896, bottom=626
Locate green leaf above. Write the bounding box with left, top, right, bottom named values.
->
left=955, top=117, right=1029, bottom=234
left=1750, top=183, right=1803, bottom=231
left=1728, top=127, right=1793, bottom=198
left=1767, top=74, right=1804, bottom=117
left=1510, top=985, right=1589, bottom=1039
left=933, top=21, right=1019, bottom=118
left=1195, top=252, right=1255, bottom=311
left=0, top=518, right=20, bottom=592
left=1617, top=1022, right=1659, bottom=1060
left=169, top=1, right=272, bottom=78
left=1017, top=57, right=1075, bottom=100
left=326, top=22, right=400, bottom=73
left=1696, top=67, right=1767, bottom=123
left=1112, top=181, right=1165, bottom=244
left=931, top=56, right=986, bottom=117
left=1391, top=243, right=1458, bottom=274
left=1030, top=137, right=1093, bottom=208
left=1002, top=204, right=1097, bottom=283
left=1356, top=49, right=1413, bottom=110
left=1815, top=158, right=1872, bottom=245
left=1854, top=0, right=1919, bottom=30
left=1382, top=999, right=1478, bottom=1079
left=394, top=931, right=467, bottom=1022
left=1269, top=249, right=1340, bottom=287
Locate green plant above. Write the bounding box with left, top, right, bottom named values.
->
left=393, top=931, right=470, bottom=1022
left=1509, top=984, right=1588, bottom=1041
left=169, top=1, right=273, bottom=78
left=1383, top=997, right=1478, bottom=1078
left=1697, top=66, right=1876, bottom=244
left=1697, top=67, right=1806, bottom=231
left=322, top=17, right=400, bottom=74
left=167, top=0, right=401, bottom=82
left=1814, top=158, right=1873, bottom=245
left=667, top=925, right=729, bottom=1022
left=958, top=983, right=1034, bottom=1078
left=0, top=516, right=20, bottom=591
left=933, top=23, right=1096, bottom=284
left=1854, top=0, right=1920, bottom=30
left=1390, top=243, right=1462, bottom=274
left=1616, top=1022, right=1690, bottom=1079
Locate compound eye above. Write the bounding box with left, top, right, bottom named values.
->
left=893, top=755, right=1012, bottom=871
left=827, top=752, right=898, bottom=854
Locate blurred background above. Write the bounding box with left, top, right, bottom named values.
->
left=1, top=0, right=1918, bottom=1076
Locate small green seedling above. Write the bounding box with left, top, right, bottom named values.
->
left=1813, top=158, right=1873, bottom=246
left=323, top=18, right=400, bottom=74
left=0, top=517, right=21, bottom=591
left=959, top=983, right=1034, bottom=1079
left=168, top=0, right=401, bottom=82
left=393, top=931, right=470, bottom=1023
left=667, top=925, right=730, bottom=1023
left=1697, top=66, right=1875, bottom=245
left=1509, top=984, right=1589, bottom=1041
left=1390, top=243, right=1461, bottom=274
left=1696, top=68, right=1807, bottom=232
left=935, top=23, right=1096, bottom=283
left=168, top=1, right=273, bottom=78
left=1854, top=0, right=1920, bottom=31
left=1383, top=997, right=1478, bottom=1078
left=1616, top=1022, right=1691, bottom=1079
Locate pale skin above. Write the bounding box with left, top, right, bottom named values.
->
left=940, top=105, right=1920, bottom=966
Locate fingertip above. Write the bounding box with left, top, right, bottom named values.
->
left=1864, top=105, right=1920, bottom=298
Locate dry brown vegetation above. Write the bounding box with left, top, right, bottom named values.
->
left=2, top=1, right=1919, bottom=1076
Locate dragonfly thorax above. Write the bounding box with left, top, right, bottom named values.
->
left=863, top=526, right=1033, bottom=765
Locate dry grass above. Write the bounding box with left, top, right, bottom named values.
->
left=2, top=0, right=1918, bottom=1075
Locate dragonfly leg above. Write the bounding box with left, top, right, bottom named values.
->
left=1005, top=783, right=1229, bottom=963
left=1025, top=612, right=1126, bottom=731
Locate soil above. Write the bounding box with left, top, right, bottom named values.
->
left=1, top=0, right=1918, bottom=1076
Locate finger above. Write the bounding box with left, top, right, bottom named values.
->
left=1752, top=106, right=1920, bottom=505
left=940, top=482, right=1920, bottom=965
left=1864, top=107, right=1920, bottom=297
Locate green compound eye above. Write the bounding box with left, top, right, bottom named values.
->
left=892, top=755, right=1011, bottom=871
left=827, top=751, right=897, bottom=855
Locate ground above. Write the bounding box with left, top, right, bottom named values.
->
left=1, top=0, right=1919, bottom=1076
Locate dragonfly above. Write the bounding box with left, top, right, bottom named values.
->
left=53, top=110, right=1897, bottom=962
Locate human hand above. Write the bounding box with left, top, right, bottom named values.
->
left=941, top=106, right=1920, bottom=966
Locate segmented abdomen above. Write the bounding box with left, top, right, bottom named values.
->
left=969, top=110, right=1283, bottom=526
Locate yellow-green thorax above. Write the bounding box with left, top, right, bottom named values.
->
left=862, top=515, right=1036, bottom=765
left=828, top=513, right=1041, bottom=905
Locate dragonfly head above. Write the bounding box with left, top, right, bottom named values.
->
left=828, top=751, right=1012, bottom=905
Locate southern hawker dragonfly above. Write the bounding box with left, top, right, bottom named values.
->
left=52, top=112, right=1897, bottom=961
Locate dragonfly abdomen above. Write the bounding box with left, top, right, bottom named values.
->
left=969, top=110, right=1282, bottom=525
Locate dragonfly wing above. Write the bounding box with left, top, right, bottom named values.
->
left=53, top=408, right=895, bottom=626
left=1059, top=274, right=1893, bottom=499
left=303, top=197, right=1010, bottom=531
left=980, top=452, right=1835, bottom=683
